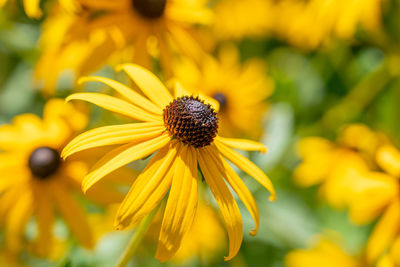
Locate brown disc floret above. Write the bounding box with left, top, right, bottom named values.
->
left=163, top=96, right=219, bottom=148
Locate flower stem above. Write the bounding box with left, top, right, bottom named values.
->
left=115, top=207, right=159, bottom=267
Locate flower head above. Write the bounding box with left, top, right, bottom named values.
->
left=35, top=0, right=213, bottom=94
left=63, top=64, right=276, bottom=261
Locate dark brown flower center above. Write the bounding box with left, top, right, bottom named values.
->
left=132, top=0, right=166, bottom=19
left=163, top=96, right=218, bottom=148
left=28, top=147, right=61, bottom=179
left=212, top=92, right=227, bottom=110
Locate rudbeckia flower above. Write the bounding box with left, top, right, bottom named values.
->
left=173, top=45, right=273, bottom=139
left=294, top=124, right=387, bottom=207
left=285, top=236, right=360, bottom=267
left=0, top=99, right=128, bottom=257
left=35, top=0, right=213, bottom=95
left=62, top=64, right=276, bottom=261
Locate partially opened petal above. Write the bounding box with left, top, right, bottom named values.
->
left=207, top=146, right=260, bottom=236
left=62, top=122, right=164, bottom=159
left=156, top=145, right=198, bottom=262
left=118, top=64, right=173, bottom=108
left=216, top=136, right=267, bottom=153
left=198, top=150, right=243, bottom=261
left=215, top=140, right=276, bottom=201
left=78, top=76, right=163, bottom=115
left=366, top=200, right=400, bottom=263
left=50, top=182, right=93, bottom=248
left=82, top=133, right=170, bottom=192
left=66, top=93, right=161, bottom=122
left=116, top=143, right=178, bottom=229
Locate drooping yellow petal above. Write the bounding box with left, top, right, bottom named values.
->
left=115, top=143, right=178, bottom=229
left=215, top=140, right=276, bottom=201
left=78, top=76, right=163, bottom=115
left=66, top=93, right=161, bottom=122
left=6, top=187, right=34, bottom=252
left=50, top=182, right=93, bottom=248
left=198, top=150, right=243, bottom=261
left=366, top=200, right=400, bottom=263
left=117, top=64, right=173, bottom=108
left=207, top=146, right=259, bottom=236
left=156, top=145, right=198, bottom=262
left=216, top=136, right=267, bottom=153
left=32, top=181, right=54, bottom=257
left=62, top=122, right=164, bottom=159
left=82, top=133, right=170, bottom=192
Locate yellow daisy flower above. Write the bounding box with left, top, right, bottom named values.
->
left=285, top=237, right=360, bottom=267
left=173, top=45, right=273, bottom=139
left=294, top=124, right=387, bottom=207
left=0, top=99, right=127, bottom=257
left=62, top=64, right=276, bottom=262
left=35, top=0, right=212, bottom=95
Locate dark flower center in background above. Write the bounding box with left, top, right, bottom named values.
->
left=212, top=92, right=227, bottom=110
left=132, top=0, right=167, bottom=19
left=163, top=96, right=218, bottom=148
left=28, top=147, right=61, bottom=179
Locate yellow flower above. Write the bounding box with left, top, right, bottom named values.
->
left=0, top=99, right=128, bottom=257
left=285, top=237, right=360, bottom=267
left=346, top=144, right=400, bottom=264
left=213, top=0, right=273, bottom=40
left=294, top=124, right=386, bottom=207
left=0, top=0, right=77, bottom=18
left=35, top=0, right=212, bottom=95
left=62, top=64, right=276, bottom=262
left=173, top=45, right=273, bottom=139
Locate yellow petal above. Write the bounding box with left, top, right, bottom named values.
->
left=215, top=140, right=276, bottom=201
left=376, top=254, right=395, bottom=267
left=78, top=76, right=163, bottom=115
left=366, top=200, right=400, bottom=263
left=23, top=0, right=42, bottom=18
left=198, top=150, right=243, bottom=261
left=6, top=187, right=34, bottom=252
left=62, top=122, right=164, bottom=159
left=117, top=64, right=173, bottom=108
left=50, top=182, right=93, bottom=248
left=174, top=81, right=191, bottom=98
left=376, top=145, right=400, bottom=178
left=216, top=136, right=267, bottom=153
left=390, top=237, right=400, bottom=265
left=115, top=143, right=178, bottom=229
left=156, top=145, right=198, bottom=262
left=32, top=181, right=54, bottom=257
left=66, top=93, right=161, bottom=122
left=207, top=146, right=259, bottom=236
left=82, top=133, right=170, bottom=192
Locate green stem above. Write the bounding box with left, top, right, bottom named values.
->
left=115, top=207, right=159, bottom=267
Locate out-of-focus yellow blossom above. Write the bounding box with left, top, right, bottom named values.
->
left=272, top=0, right=384, bottom=49
left=172, top=203, right=226, bottom=263
left=294, top=124, right=388, bottom=207
left=35, top=0, right=213, bottom=95
left=173, top=45, right=273, bottom=139
left=213, top=0, right=273, bottom=40
left=0, top=99, right=129, bottom=257
left=285, top=237, right=361, bottom=267
left=212, top=0, right=384, bottom=49
left=345, top=144, right=400, bottom=265
left=0, top=0, right=77, bottom=18
left=62, top=64, right=275, bottom=261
